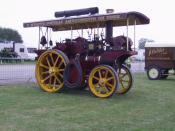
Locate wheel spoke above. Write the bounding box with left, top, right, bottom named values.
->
left=93, top=76, right=100, bottom=81
left=49, top=75, right=52, bottom=85
left=42, top=74, right=52, bottom=83
left=54, top=74, right=62, bottom=84
left=106, top=76, right=114, bottom=81
left=102, top=85, right=109, bottom=93
left=46, top=57, right=51, bottom=67
left=49, top=53, right=54, bottom=66
left=40, top=63, right=49, bottom=69
left=98, top=70, right=102, bottom=78
left=41, top=70, right=49, bottom=75
left=54, top=56, right=59, bottom=67
left=105, top=82, right=114, bottom=89
left=58, top=60, right=63, bottom=68
left=120, top=82, right=125, bottom=89
left=119, top=73, right=127, bottom=78
left=121, top=79, right=129, bottom=83
left=58, top=73, right=63, bottom=77
left=53, top=77, right=57, bottom=87
left=104, top=70, right=108, bottom=78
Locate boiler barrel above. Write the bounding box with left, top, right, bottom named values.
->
left=55, top=7, right=99, bottom=18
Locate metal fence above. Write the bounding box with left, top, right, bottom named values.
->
left=0, top=59, right=145, bottom=85
left=0, top=59, right=36, bottom=85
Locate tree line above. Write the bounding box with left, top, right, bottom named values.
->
left=0, top=27, right=23, bottom=43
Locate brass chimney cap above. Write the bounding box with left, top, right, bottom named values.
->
left=106, top=9, right=114, bottom=13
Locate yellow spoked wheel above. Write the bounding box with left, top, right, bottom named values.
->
left=36, top=50, right=69, bottom=93
left=88, top=65, right=118, bottom=98
left=116, top=64, right=133, bottom=94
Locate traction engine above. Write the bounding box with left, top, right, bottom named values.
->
left=23, top=7, right=150, bottom=98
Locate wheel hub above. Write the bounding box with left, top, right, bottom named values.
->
left=49, top=67, right=59, bottom=74
left=99, top=78, right=106, bottom=86
left=149, top=68, right=158, bottom=78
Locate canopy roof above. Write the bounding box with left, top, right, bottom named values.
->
left=145, top=42, right=175, bottom=47
left=23, top=11, right=150, bottom=31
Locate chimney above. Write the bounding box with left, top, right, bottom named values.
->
left=106, top=9, right=114, bottom=14
left=105, top=9, right=114, bottom=43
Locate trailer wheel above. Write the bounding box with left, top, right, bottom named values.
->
left=147, top=66, right=161, bottom=80
left=88, top=65, right=118, bottom=98
left=36, top=50, right=69, bottom=93
left=116, top=64, right=133, bottom=94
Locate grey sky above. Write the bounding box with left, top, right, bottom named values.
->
left=0, top=0, right=175, bottom=47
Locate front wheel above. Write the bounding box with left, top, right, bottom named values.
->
left=116, top=64, right=133, bottom=94
left=88, top=65, right=118, bottom=98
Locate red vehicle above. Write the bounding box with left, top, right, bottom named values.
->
left=23, top=7, right=149, bottom=98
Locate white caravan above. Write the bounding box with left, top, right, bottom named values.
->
left=0, top=42, right=37, bottom=60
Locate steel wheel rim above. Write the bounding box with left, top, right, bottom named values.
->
left=36, top=50, right=68, bottom=92
left=117, top=65, right=132, bottom=94
left=149, top=68, right=159, bottom=79
left=89, top=65, right=117, bottom=98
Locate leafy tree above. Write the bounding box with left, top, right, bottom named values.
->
left=138, top=38, right=154, bottom=49
left=0, top=27, right=23, bottom=43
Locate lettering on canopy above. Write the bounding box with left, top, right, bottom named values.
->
left=24, top=14, right=122, bottom=27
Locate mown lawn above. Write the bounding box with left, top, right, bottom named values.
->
left=0, top=73, right=175, bottom=131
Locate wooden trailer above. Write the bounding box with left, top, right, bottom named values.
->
left=145, top=43, right=175, bottom=80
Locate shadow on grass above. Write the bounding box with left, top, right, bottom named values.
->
left=32, top=84, right=136, bottom=102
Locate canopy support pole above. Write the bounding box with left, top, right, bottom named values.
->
left=46, top=27, right=49, bottom=48
left=71, top=26, right=73, bottom=42
left=134, top=19, right=136, bottom=51
left=81, top=29, right=83, bottom=37
left=126, top=18, right=129, bottom=51
left=38, top=27, right=41, bottom=49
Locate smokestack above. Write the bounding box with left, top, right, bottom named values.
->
left=105, top=9, right=114, bottom=43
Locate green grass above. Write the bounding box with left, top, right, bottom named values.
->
left=0, top=74, right=175, bottom=131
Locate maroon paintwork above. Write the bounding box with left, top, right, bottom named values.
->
left=36, top=36, right=137, bottom=84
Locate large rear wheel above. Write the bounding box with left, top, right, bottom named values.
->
left=36, top=50, right=69, bottom=93
left=88, top=65, right=118, bottom=98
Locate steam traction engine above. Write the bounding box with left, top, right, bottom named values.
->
left=23, top=7, right=150, bottom=98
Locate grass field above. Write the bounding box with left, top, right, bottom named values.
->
left=0, top=73, right=175, bottom=131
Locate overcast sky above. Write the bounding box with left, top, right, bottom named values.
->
left=0, top=0, right=175, bottom=47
